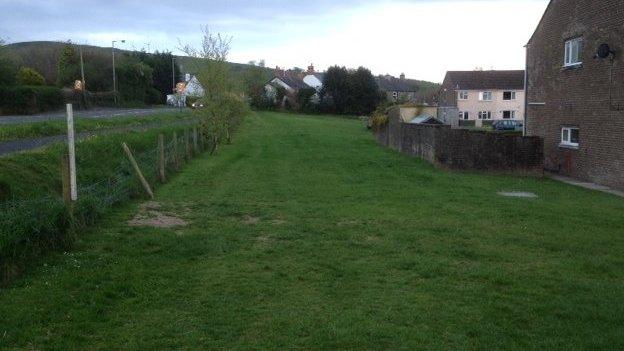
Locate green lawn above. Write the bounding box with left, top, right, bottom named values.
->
left=1, top=111, right=623, bottom=350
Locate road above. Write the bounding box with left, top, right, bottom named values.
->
left=0, top=119, right=198, bottom=156
left=0, top=106, right=186, bottom=125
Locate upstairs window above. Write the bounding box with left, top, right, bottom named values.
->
left=564, top=37, right=583, bottom=67
left=478, top=111, right=491, bottom=120
left=503, top=91, right=516, bottom=100
left=479, top=91, right=492, bottom=101
left=458, top=91, right=468, bottom=100
left=561, top=127, right=580, bottom=147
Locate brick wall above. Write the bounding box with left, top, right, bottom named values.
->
left=526, top=0, right=624, bottom=189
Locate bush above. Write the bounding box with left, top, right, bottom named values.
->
left=16, top=67, right=45, bottom=86
left=0, top=86, right=63, bottom=115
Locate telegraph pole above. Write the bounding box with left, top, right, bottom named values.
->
left=112, top=39, right=125, bottom=104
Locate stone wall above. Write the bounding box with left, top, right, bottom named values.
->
left=376, top=114, right=543, bottom=174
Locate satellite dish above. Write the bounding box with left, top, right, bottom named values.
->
left=597, top=43, right=614, bottom=59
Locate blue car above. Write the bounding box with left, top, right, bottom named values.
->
left=492, top=120, right=523, bottom=131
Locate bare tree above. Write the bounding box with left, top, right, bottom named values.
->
left=178, top=26, right=232, bottom=61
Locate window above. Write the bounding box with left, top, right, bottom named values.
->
left=502, top=110, right=516, bottom=119
left=564, top=37, right=583, bottom=67
left=392, top=91, right=398, bottom=101
left=459, top=111, right=469, bottom=120
left=561, top=127, right=580, bottom=147
left=479, top=91, right=492, bottom=101
left=458, top=91, right=468, bottom=100
left=503, top=91, right=516, bottom=100
left=478, top=111, right=491, bottom=120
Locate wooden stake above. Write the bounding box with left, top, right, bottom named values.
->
left=172, top=132, right=179, bottom=170
left=193, top=127, right=198, bottom=154
left=122, top=142, right=154, bottom=199
left=158, top=134, right=166, bottom=183
left=185, top=129, right=191, bottom=160
left=65, top=104, right=78, bottom=202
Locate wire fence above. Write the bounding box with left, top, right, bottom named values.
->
left=0, top=124, right=208, bottom=286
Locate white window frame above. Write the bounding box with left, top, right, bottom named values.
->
left=503, top=91, right=516, bottom=101
left=478, top=111, right=491, bottom=120
left=561, top=127, right=580, bottom=148
left=459, top=111, right=469, bottom=120
left=564, top=37, right=583, bottom=67
left=502, top=110, right=516, bottom=119
left=479, top=91, right=493, bottom=101
left=458, top=91, right=468, bottom=100
left=392, top=91, right=398, bottom=101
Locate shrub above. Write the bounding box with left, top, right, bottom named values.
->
left=297, top=88, right=318, bottom=113
left=370, top=111, right=389, bottom=131
left=0, top=86, right=63, bottom=115
left=16, top=67, right=45, bottom=86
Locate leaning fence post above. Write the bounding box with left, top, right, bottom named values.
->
left=122, top=142, right=154, bottom=199
left=193, top=127, right=199, bottom=154
left=172, top=131, right=179, bottom=170
left=185, top=129, right=191, bottom=160
left=158, top=134, right=166, bottom=183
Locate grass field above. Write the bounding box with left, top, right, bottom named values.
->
left=1, top=111, right=623, bottom=349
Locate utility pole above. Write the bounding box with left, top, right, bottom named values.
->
left=171, top=56, right=176, bottom=93
left=112, top=39, right=125, bottom=104
left=78, top=44, right=86, bottom=108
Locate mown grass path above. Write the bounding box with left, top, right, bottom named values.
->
left=1, top=112, right=623, bottom=349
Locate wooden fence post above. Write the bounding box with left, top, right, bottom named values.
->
left=185, top=129, right=191, bottom=160
left=193, top=127, right=199, bottom=154
left=122, top=142, right=154, bottom=199
left=172, top=131, right=179, bottom=170
left=61, top=152, right=75, bottom=219
left=158, top=134, right=166, bottom=183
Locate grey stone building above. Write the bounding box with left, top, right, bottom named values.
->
left=525, top=0, right=624, bottom=189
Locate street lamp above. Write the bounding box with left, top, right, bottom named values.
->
left=112, top=39, right=126, bottom=104
left=171, top=56, right=177, bottom=93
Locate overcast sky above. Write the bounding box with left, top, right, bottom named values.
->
left=0, top=0, right=549, bottom=82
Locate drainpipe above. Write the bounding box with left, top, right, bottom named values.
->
left=523, top=44, right=530, bottom=137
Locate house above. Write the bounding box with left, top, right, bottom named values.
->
left=438, top=70, right=525, bottom=125
left=376, top=74, right=419, bottom=103
left=166, top=73, right=205, bottom=107
left=525, top=0, right=623, bottom=189
left=265, top=64, right=324, bottom=107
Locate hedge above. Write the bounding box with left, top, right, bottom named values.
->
left=0, top=85, right=63, bottom=115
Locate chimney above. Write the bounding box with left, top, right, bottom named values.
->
left=307, top=63, right=315, bottom=74
left=275, top=66, right=285, bottom=78
left=400, top=73, right=405, bottom=80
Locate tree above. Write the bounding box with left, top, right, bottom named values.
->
left=321, top=66, right=349, bottom=114
left=116, top=58, right=156, bottom=103
left=57, top=42, right=80, bottom=87
left=16, top=67, right=45, bottom=86
left=141, top=51, right=180, bottom=103
left=0, top=38, right=17, bottom=86
left=346, top=67, right=382, bottom=115
left=297, top=88, right=318, bottom=113
left=244, top=60, right=271, bottom=109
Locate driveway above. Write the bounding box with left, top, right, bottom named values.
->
left=0, top=107, right=187, bottom=125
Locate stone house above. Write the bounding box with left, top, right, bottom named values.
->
left=525, top=0, right=623, bottom=189
left=376, top=74, right=419, bottom=103
left=438, top=70, right=525, bottom=124
left=265, top=64, right=324, bottom=107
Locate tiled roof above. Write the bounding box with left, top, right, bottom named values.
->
left=443, top=70, right=525, bottom=90
left=376, top=76, right=417, bottom=92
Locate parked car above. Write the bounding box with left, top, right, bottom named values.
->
left=492, top=120, right=523, bottom=131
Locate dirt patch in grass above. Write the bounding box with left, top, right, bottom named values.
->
left=242, top=215, right=260, bottom=225
left=128, top=201, right=189, bottom=229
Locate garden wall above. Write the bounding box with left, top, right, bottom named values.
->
left=375, top=111, right=543, bottom=174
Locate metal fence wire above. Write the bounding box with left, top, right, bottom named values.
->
left=0, top=124, right=209, bottom=286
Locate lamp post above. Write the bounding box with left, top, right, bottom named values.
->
left=171, top=56, right=177, bottom=93
left=112, top=39, right=125, bottom=104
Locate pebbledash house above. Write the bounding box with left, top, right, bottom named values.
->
left=438, top=70, right=525, bottom=127
left=525, top=0, right=623, bottom=190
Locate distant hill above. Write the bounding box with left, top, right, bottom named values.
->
left=4, top=41, right=272, bottom=85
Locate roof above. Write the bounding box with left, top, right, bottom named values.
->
left=409, top=114, right=444, bottom=125
left=443, top=70, right=525, bottom=90
left=527, top=0, right=554, bottom=45
left=376, top=75, right=418, bottom=93
left=271, top=74, right=309, bottom=90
